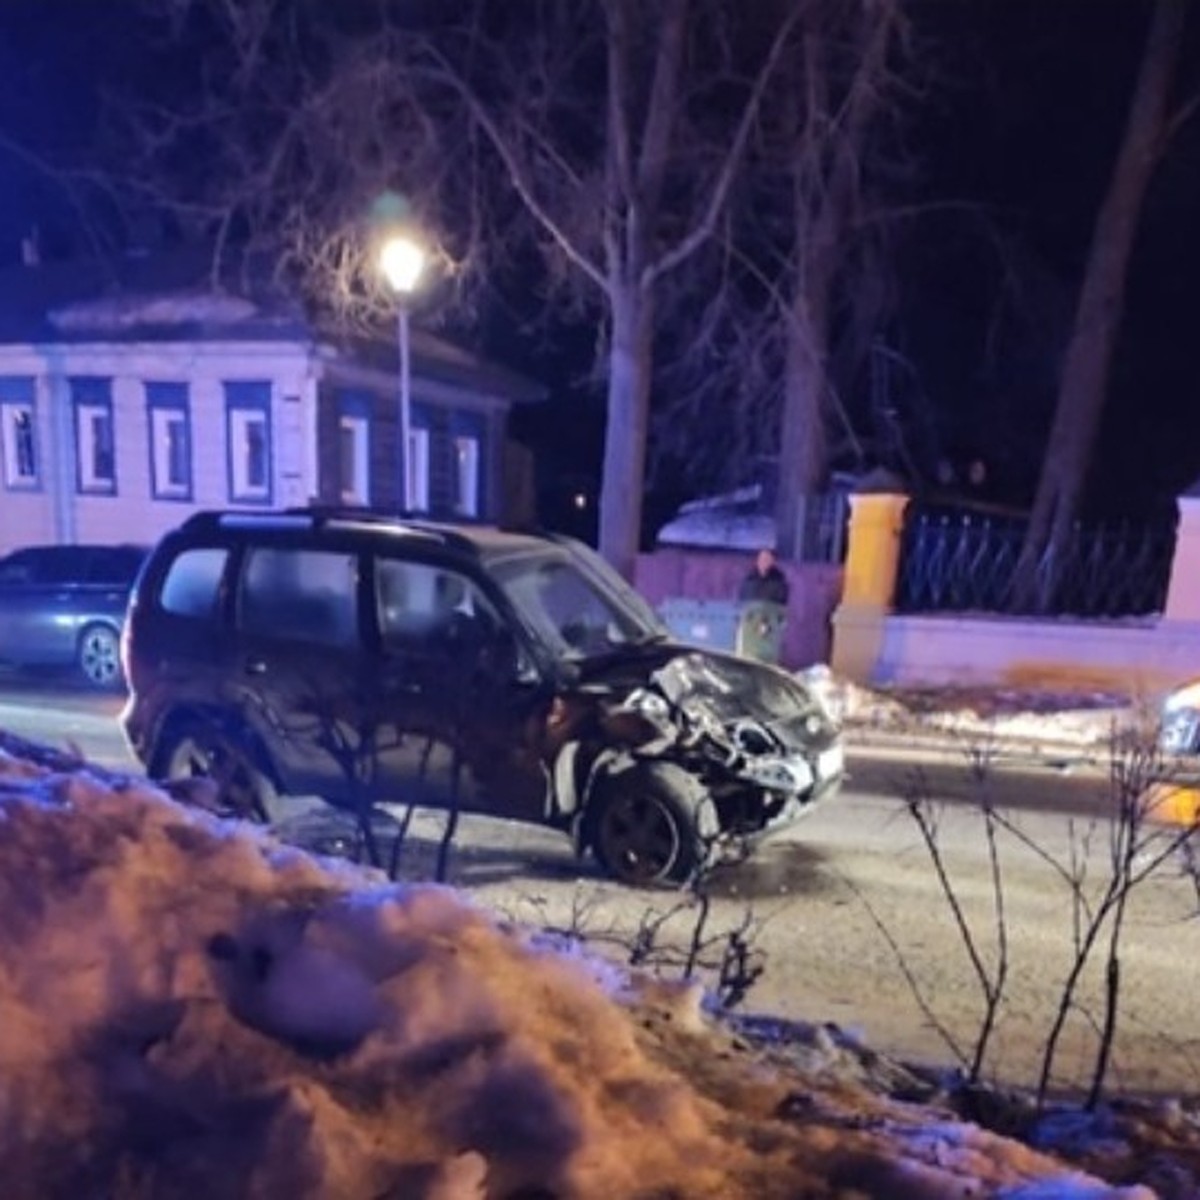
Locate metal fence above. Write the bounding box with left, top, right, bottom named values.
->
left=895, top=508, right=1177, bottom=619
left=785, top=491, right=849, bottom=564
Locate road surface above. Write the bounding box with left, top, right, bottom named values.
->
left=2, top=676, right=1197, bottom=1097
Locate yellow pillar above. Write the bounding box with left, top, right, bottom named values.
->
left=1164, top=493, right=1200, bottom=621
left=830, top=491, right=909, bottom=683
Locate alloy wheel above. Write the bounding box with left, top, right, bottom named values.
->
left=78, top=626, right=121, bottom=688
left=596, top=791, right=683, bottom=885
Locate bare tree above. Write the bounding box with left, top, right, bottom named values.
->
left=107, top=1, right=799, bottom=578
left=1017, top=0, right=1191, bottom=606
left=771, top=0, right=911, bottom=558
left=415, top=1, right=800, bottom=576
left=644, top=0, right=916, bottom=545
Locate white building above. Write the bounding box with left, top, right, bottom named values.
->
left=0, top=252, right=541, bottom=555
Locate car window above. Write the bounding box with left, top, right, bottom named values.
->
left=88, top=547, right=146, bottom=586
left=160, top=548, right=229, bottom=619
left=375, top=558, right=501, bottom=650
left=0, top=549, right=38, bottom=584
left=239, top=547, right=359, bottom=648
left=1, top=547, right=77, bottom=585
left=493, top=553, right=653, bottom=659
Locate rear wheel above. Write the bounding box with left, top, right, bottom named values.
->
left=157, top=719, right=281, bottom=824
left=589, top=761, right=710, bottom=887
left=77, top=623, right=122, bottom=689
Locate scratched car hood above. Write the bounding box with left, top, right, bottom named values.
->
left=573, top=642, right=833, bottom=740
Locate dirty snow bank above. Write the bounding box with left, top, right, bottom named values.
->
left=0, top=738, right=1163, bottom=1199
left=801, top=667, right=1144, bottom=752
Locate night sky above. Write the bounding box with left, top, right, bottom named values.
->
left=0, top=1, right=1196, bottom=538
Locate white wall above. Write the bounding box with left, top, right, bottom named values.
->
left=868, top=610, right=1200, bottom=698
left=0, top=341, right=316, bottom=554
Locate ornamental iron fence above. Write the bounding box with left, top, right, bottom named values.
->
left=787, top=491, right=849, bottom=564
left=895, top=506, right=1176, bottom=619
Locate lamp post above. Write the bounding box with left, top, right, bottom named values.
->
left=380, top=233, right=427, bottom=512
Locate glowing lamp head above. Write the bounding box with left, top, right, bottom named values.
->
left=380, top=235, right=427, bottom=296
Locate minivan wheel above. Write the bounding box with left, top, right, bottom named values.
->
left=158, top=721, right=281, bottom=824
left=77, top=623, right=122, bottom=689
left=589, top=762, right=709, bottom=887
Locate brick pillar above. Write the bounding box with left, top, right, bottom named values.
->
left=1164, top=493, right=1200, bottom=621
left=830, top=491, right=909, bottom=683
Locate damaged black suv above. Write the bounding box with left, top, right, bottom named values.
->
left=121, top=509, right=843, bottom=885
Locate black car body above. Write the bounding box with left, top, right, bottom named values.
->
left=121, top=509, right=843, bottom=884
left=0, top=543, right=147, bottom=687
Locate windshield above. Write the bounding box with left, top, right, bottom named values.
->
left=491, top=547, right=666, bottom=660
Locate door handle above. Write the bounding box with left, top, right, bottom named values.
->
left=245, top=658, right=268, bottom=676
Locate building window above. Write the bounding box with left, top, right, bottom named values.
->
left=408, top=425, right=430, bottom=512
left=337, top=390, right=371, bottom=505
left=71, top=377, right=115, bottom=495
left=224, top=381, right=272, bottom=505
left=450, top=411, right=485, bottom=518
left=146, top=382, right=192, bottom=501
left=0, top=377, right=38, bottom=490
left=453, top=435, right=480, bottom=517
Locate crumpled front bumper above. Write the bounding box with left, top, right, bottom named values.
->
left=1160, top=708, right=1200, bottom=755
left=729, top=740, right=845, bottom=841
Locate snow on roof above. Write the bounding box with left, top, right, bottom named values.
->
left=49, top=290, right=261, bottom=332
left=656, top=483, right=777, bottom=551
left=0, top=736, right=1163, bottom=1197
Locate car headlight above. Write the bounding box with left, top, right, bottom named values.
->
left=731, top=719, right=776, bottom=756
left=794, top=664, right=840, bottom=724
left=623, top=687, right=671, bottom=722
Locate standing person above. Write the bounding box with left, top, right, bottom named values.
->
left=735, top=548, right=789, bottom=663
left=738, top=548, right=790, bottom=606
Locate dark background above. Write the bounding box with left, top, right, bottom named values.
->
left=0, top=1, right=1196, bottom=541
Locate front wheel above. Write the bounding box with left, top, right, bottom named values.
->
left=77, top=623, right=122, bottom=689
left=588, top=761, right=711, bottom=887
left=156, top=719, right=281, bottom=824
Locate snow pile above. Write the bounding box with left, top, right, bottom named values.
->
left=0, top=741, right=1164, bottom=1198
left=813, top=672, right=1143, bottom=753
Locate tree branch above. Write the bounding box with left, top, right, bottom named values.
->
left=415, top=49, right=608, bottom=294
left=644, top=5, right=800, bottom=288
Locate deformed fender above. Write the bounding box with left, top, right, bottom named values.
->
left=568, top=744, right=720, bottom=857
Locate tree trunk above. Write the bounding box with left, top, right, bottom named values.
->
left=775, top=285, right=831, bottom=558
left=1018, top=0, right=1187, bottom=607
left=599, top=282, right=656, bottom=579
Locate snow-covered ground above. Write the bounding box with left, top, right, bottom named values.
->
left=0, top=731, right=1194, bottom=1198
left=802, top=667, right=1147, bottom=756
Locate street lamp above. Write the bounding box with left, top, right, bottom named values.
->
left=380, top=233, right=427, bottom=512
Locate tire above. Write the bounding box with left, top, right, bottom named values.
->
left=588, top=761, right=711, bottom=887
left=77, top=623, right=122, bottom=689
left=157, top=718, right=282, bottom=824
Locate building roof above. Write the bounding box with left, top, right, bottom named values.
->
left=0, top=248, right=544, bottom=403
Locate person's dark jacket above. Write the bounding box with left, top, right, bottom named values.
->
left=738, top=565, right=789, bottom=606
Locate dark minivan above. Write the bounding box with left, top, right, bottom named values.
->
left=0, top=543, right=147, bottom=687
left=121, top=509, right=843, bottom=885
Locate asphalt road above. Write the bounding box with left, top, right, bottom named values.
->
left=0, top=673, right=1117, bottom=815
left=3, top=675, right=1196, bottom=1095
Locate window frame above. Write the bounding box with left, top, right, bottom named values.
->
left=337, top=390, right=372, bottom=506
left=408, top=425, right=430, bottom=512
left=449, top=409, right=485, bottom=519
left=0, top=377, right=39, bottom=491
left=224, top=381, right=273, bottom=506
left=145, top=381, right=193, bottom=502
left=71, top=377, right=117, bottom=496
